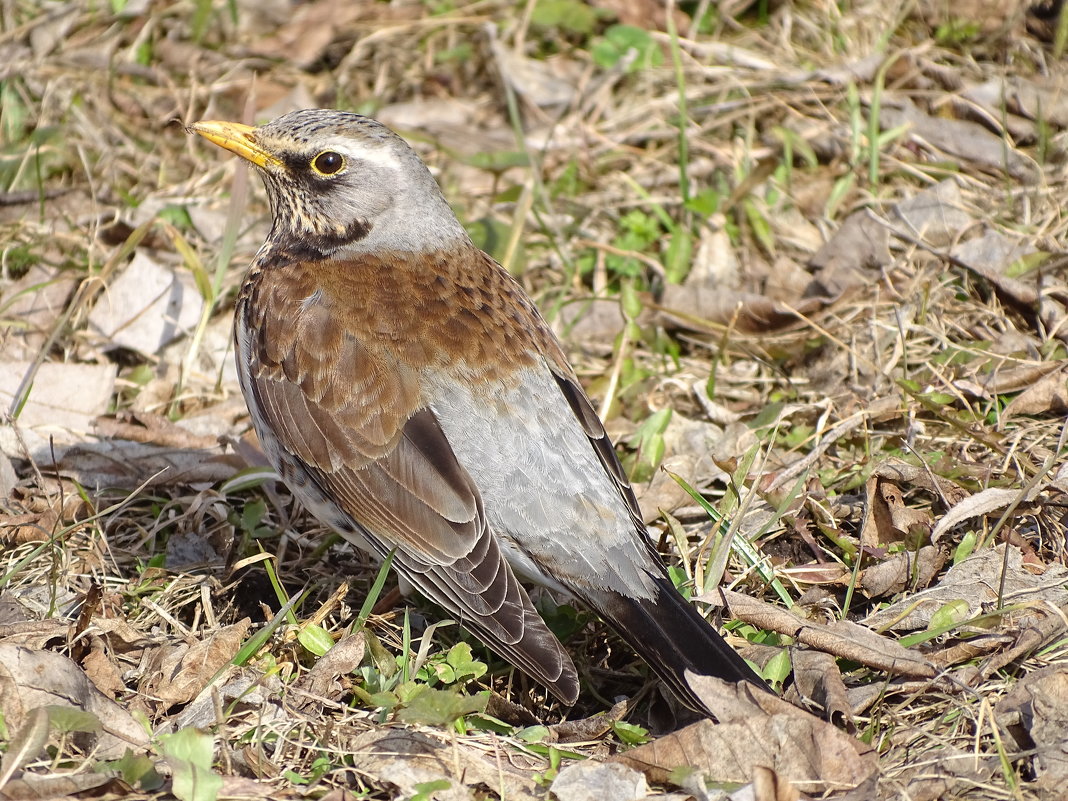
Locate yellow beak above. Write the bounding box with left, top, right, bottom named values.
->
left=189, top=120, right=282, bottom=169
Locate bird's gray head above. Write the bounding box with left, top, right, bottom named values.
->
left=191, top=109, right=469, bottom=258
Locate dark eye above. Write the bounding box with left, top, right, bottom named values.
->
left=312, top=151, right=344, bottom=175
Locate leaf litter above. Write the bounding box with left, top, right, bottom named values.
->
left=1, top=0, right=1068, bottom=799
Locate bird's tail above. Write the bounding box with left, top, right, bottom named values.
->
left=587, top=577, right=771, bottom=716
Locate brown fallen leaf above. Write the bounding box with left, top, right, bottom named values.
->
left=93, top=411, right=221, bottom=450
left=789, top=649, right=854, bottom=729
left=0, top=644, right=149, bottom=759
left=0, top=706, right=49, bottom=795
left=859, top=545, right=946, bottom=599
left=140, top=618, right=251, bottom=710
left=964, top=74, right=1068, bottom=128
left=0, top=265, right=78, bottom=362
left=979, top=603, right=1068, bottom=679
left=977, top=360, right=1066, bottom=396
left=615, top=674, right=877, bottom=793
left=889, top=747, right=1001, bottom=801
left=930, top=486, right=1045, bottom=544
left=1002, top=363, right=1068, bottom=416
left=343, top=728, right=544, bottom=801
left=752, top=765, right=803, bottom=801
left=860, top=475, right=934, bottom=546
left=882, top=100, right=1037, bottom=180
left=656, top=285, right=814, bottom=335
left=863, top=545, right=1068, bottom=633
left=54, top=440, right=243, bottom=490
left=86, top=250, right=203, bottom=355
left=995, top=666, right=1068, bottom=788
left=0, top=770, right=113, bottom=800
left=871, top=458, right=969, bottom=507
left=294, top=630, right=367, bottom=705
left=247, top=0, right=414, bottom=69
left=550, top=760, right=648, bottom=801
left=0, top=361, right=118, bottom=462
left=806, top=210, right=891, bottom=298
left=81, top=643, right=127, bottom=699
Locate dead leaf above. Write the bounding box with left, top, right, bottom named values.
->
left=548, top=700, right=627, bottom=743
left=1002, top=364, right=1068, bottom=416
left=87, top=250, right=204, bottom=355
left=789, top=649, right=853, bottom=728
left=964, top=74, right=1068, bottom=129
left=951, top=229, right=1034, bottom=276
left=657, top=285, right=813, bottom=334
left=93, top=412, right=221, bottom=450
left=977, top=360, right=1066, bottom=395
left=164, top=668, right=282, bottom=734
left=247, top=0, right=409, bottom=68
left=863, top=545, right=1068, bottom=632
left=635, top=414, right=727, bottom=521
left=54, top=439, right=243, bottom=490
left=550, top=760, right=648, bottom=801
left=0, top=265, right=78, bottom=362
left=881, top=100, right=1037, bottom=180
left=806, top=210, right=891, bottom=297
left=81, top=644, right=127, bottom=698
left=859, top=545, right=946, bottom=599
left=889, top=177, right=975, bottom=248
left=141, top=618, right=250, bottom=709
left=871, top=458, right=969, bottom=507
left=861, top=475, right=934, bottom=546
left=615, top=674, right=877, bottom=793
left=995, top=666, right=1068, bottom=787
left=343, top=728, right=543, bottom=801
left=294, top=631, right=367, bottom=704
left=0, top=770, right=113, bottom=800
left=556, top=297, right=627, bottom=348
left=490, top=34, right=578, bottom=108
left=589, top=0, right=687, bottom=30
left=0, top=706, right=49, bottom=794
left=0, top=362, right=117, bottom=462
left=890, top=747, right=1001, bottom=801
left=980, top=603, right=1068, bottom=679
left=0, top=644, right=150, bottom=759
left=931, top=486, right=1039, bottom=543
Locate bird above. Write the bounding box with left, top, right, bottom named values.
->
left=189, top=109, right=770, bottom=714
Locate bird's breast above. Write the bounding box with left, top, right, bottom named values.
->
left=245, top=247, right=557, bottom=389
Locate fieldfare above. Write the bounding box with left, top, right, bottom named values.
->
left=190, top=109, right=770, bottom=714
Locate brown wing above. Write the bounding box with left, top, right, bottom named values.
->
left=241, top=262, right=579, bottom=703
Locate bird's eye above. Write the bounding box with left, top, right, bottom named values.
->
left=311, top=151, right=345, bottom=176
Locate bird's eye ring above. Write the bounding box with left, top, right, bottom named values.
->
left=311, top=151, right=345, bottom=176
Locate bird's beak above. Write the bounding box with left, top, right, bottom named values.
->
left=189, top=120, right=282, bottom=169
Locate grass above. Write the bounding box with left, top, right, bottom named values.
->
left=1, top=0, right=1067, bottom=799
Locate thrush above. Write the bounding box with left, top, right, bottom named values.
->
left=190, top=109, right=770, bottom=714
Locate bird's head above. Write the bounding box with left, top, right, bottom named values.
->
left=190, top=109, right=468, bottom=258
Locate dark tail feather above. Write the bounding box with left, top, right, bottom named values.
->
left=589, top=577, right=771, bottom=715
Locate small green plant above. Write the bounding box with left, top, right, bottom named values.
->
left=934, top=18, right=981, bottom=46
left=158, top=728, right=222, bottom=801
left=530, top=0, right=601, bottom=36
left=416, top=642, right=488, bottom=687
left=611, top=720, right=650, bottom=745
left=591, top=25, right=663, bottom=73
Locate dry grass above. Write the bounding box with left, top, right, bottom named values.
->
left=2, top=0, right=1068, bottom=799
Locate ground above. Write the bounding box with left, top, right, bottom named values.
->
left=1, top=1, right=1068, bottom=799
